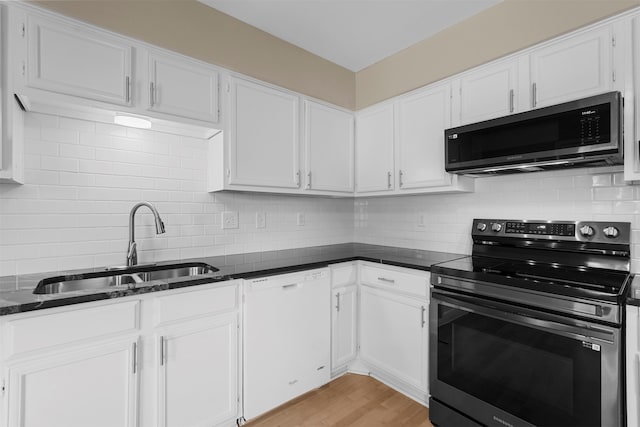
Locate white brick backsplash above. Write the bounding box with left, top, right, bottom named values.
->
left=59, top=143, right=95, bottom=160
left=354, top=165, right=640, bottom=271
left=593, top=187, right=635, bottom=201
left=40, top=156, right=79, bottom=172
left=41, top=127, right=79, bottom=144
left=59, top=117, right=96, bottom=132
left=0, top=112, right=353, bottom=276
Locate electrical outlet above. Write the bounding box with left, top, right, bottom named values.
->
left=418, top=213, right=426, bottom=228
left=255, top=212, right=266, bottom=229
left=221, top=211, right=239, bottom=229
left=296, top=212, right=305, bottom=226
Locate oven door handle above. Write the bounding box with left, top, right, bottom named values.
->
left=431, top=290, right=615, bottom=344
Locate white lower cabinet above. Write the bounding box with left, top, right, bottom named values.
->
left=6, top=338, right=139, bottom=427
left=357, top=263, right=429, bottom=402
left=1, top=300, right=141, bottom=427
left=330, top=262, right=358, bottom=375
left=156, top=312, right=238, bottom=427
left=627, top=304, right=639, bottom=425
left=0, top=281, right=241, bottom=427
left=332, top=286, right=357, bottom=373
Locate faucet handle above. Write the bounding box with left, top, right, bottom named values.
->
left=127, top=241, right=138, bottom=266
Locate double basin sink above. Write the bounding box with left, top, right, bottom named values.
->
left=34, top=262, right=219, bottom=295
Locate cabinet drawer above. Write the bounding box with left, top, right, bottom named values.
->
left=5, top=300, right=139, bottom=357
left=360, top=264, right=429, bottom=298
left=155, top=282, right=238, bottom=326
left=331, top=263, right=357, bottom=288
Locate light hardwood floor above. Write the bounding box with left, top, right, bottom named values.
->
left=244, top=373, right=434, bottom=427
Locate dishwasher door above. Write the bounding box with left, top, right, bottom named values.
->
left=243, top=268, right=331, bottom=420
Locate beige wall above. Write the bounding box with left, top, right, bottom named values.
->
left=31, top=0, right=640, bottom=112
left=356, top=0, right=640, bottom=109
left=33, top=0, right=356, bottom=109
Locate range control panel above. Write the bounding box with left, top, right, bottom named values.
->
left=473, top=219, right=630, bottom=245
left=505, top=222, right=575, bottom=236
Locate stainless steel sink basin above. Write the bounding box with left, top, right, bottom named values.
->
left=34, top=274, right=141, bottom=294
left=33, top=262, right=219, bottom=295
left=136, top=265, right=217, bottom=281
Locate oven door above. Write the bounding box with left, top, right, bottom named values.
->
left=429, top=289, right=622, bottom=427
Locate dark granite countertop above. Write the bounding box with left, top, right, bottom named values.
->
left=0, top=243, right=467, bottom=316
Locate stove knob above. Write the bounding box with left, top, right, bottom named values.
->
left=603, top=226, right=619, bottom=238
left=491, top=223, right=502, bottom=232
left=476, top=222, right=487, bottom=232
left=580, top=225, right=595, bottom=237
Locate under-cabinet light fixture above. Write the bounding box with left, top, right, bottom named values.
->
left=114, top=113, right=152, bottom=129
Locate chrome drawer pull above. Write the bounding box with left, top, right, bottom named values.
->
left=377, top=277, right=395, bottom=284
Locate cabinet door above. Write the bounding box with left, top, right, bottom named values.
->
left=530, top=26, right=613, bottom=108
left=458, top=59, right=518, bottom=125
left=627, top=306, right=640, bottom=426
left=26, top=14, right=132, bottom=106
left=304, top=100, right=354, bottom=193
left=396, top=84, right=452, bottom=190
left=359, top=286, right=428, bottom=392
left=355, top=103, right=395, bottom=193
left=228, top=77, right=300, bottom=189
left=147, top=51, right=219, bottom=123
left=7, top=339, right=138, bottom=427
left=332, top=285, right=357, bottom=371
left=157, top=312, right=238, bottom=427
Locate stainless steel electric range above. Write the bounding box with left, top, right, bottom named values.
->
left=429, top=219, right=632, bottom=427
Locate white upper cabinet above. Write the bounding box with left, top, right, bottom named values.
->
left=355, top=90, right=473, bottom=196
left=355, top=102, right=395, bottom=193
left=209, top=76, right=355, bottom=196
left=25, top=14, right=133, bottom=106
left=303, top=100, right=354, bottom=193
left=227, top=76, right=300, bottom=189
left=455, top=58, right=519, bottom=125
left=396, top=82, right=452, bottom=189
left=146, top=50, right=219, bottom=123
left=0, top=5, right=25, bottom=184
left=529, top=26, right=614, bottom=108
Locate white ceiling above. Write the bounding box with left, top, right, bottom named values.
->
left=198, top=0, right=502, bottom=72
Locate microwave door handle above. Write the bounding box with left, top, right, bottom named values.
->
left=431, top=290, right=614, bottom=344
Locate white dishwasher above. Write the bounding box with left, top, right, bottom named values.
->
left=243, top=268, right=331, bottom=420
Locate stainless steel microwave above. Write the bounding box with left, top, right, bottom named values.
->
left=444, top=91, right=623, bottom=175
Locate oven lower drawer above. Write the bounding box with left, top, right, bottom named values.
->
left=429, top=289, right=623, bottom=427
left=430, top=397, right=483, bottom=427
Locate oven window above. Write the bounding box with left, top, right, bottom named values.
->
left=437, top=305, right=601, bottom=426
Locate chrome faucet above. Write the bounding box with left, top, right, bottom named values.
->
left=126, top=202, right=166, bottom=267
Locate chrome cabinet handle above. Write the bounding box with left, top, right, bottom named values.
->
left=336, top=292, right=341, bottom=312
left=421, top=306, right=426, bottom=328
left=296, top=170, right=301, bottom=187
left=132, top=342, right=138, bottom=374
left=160, top=336, right=166, bottom=366
left=150, top=82, right=156, bottom=106
left=377, top=277, right=395, bottom=284
left=532, top=83, right=537, bottom=108
left=387, top=171, right=392, bottom=189
left=399, top=170, right=404, bottom=188
left=509, top=89, right=514, bottom=113
left=125, top=76, right=131, bottom=103
left=307, top=171, right=312, bottom=189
